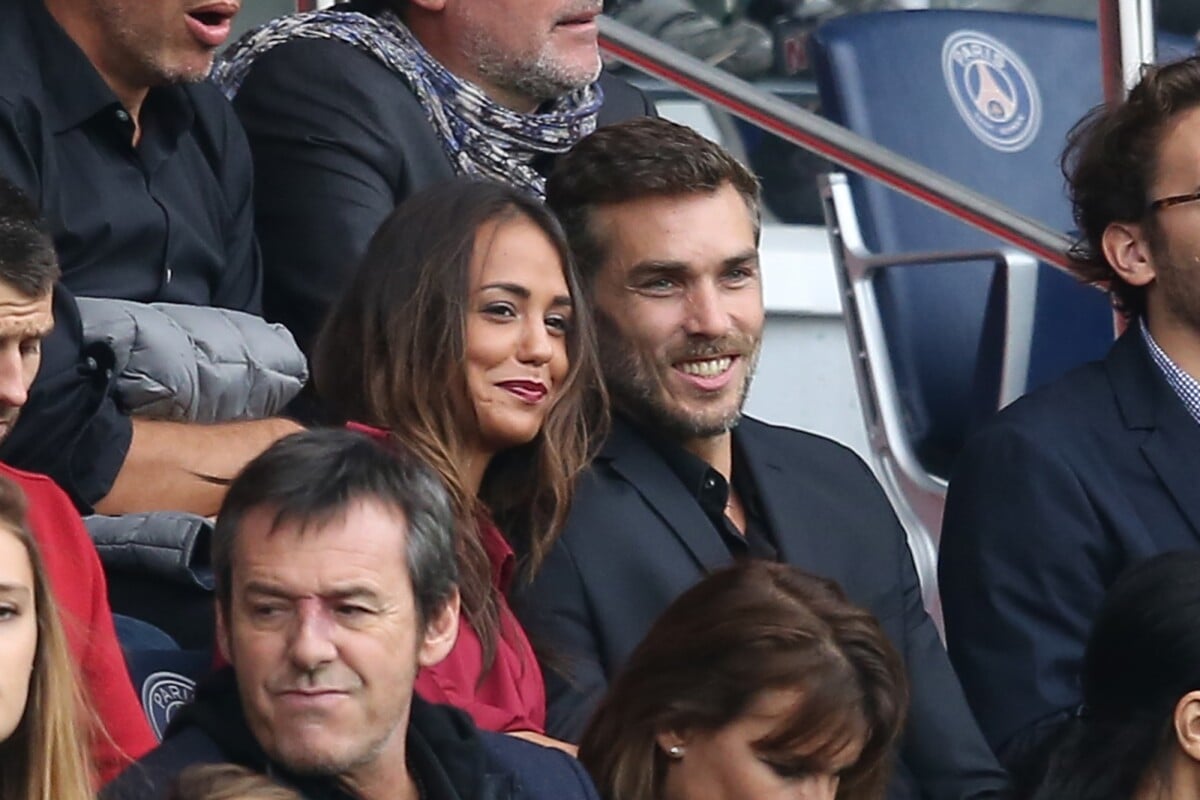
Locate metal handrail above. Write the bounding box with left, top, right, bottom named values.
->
left=1099, top=0, right=1157, bottom=103
left=598, top=15, right=1079, bottom=271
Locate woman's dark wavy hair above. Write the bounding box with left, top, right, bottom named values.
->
left=1062, top=55, right=1200, bottom=319
left=579, top=562, right=907, bottom=800
left=313, top=178, right=606, bottom=667
left=1032, top=551, right=1200, bottom=800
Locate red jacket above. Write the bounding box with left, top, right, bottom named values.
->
left=413, top=515, right=546, bottom=734
left=345, top=423, right=546, bottom=733
left=1, top=462, right=156, bottom=783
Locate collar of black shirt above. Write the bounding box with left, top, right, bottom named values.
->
left=621, top=414, right=778, bottom=560
left=20, top=0, right=193, bottom=137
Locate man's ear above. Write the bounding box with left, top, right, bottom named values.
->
left=215, top=600, right=232, bottom=664
left=1101, top=221, right=1159, bottom=288
left=417, top=589, right=460, bottom=668
left=1174, top=690, right=1200, bottom=762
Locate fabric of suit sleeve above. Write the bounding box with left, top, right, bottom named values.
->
left=939, top=421, right=1112, bottom=766
left=482, top=731, right=604, bottom=799
left=230, top=39, right=421, bottom=357
left=888, top=498, right=1008, bottom=799
left=808, top=447, right=1005, bottom=800
left=512, top=537, right=608, bottom=742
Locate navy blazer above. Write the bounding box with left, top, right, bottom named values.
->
left=515, top=416, right=1007, bottom=800
left=939, top=328, right=1200, bottom=768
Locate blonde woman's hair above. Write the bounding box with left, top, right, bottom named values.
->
left=169, top=763, right=304, bottom=800
left=0, top=475, right=94, bottom=800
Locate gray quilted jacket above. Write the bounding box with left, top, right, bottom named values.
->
left=77, top=297, right=307, bottom=422
left=76, top=298, right=307, bottom=586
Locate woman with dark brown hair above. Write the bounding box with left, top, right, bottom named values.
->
left=0, top=474, right=93, bottom=800
left=579, top=561, right=908, bottom=800
left=313, top=177, right=604, bottom=742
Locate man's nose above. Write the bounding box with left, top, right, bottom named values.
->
left=682, top=282, right=728, bottom=338
left=288, top=599, right=338, bottom=670
left=0, top=346, right=29, bottom=411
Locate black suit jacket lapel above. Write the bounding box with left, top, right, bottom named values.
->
left=731, top=419, right=841, bottom=574
left=601, top=420, right=732, bottom=573
left=1110, top=329, right=1200, bottom=539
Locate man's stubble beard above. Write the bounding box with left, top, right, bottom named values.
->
left=462, top=11, right=601, bottom=104
left=1146, top=220, right=1200, bottom=333
left=100, top=0, right=214, bottom=89
left=276, top=732, right=391, bottom=780
left=0, top=407, right=19, bottom=444
left=595, top=311, right=760, bottom=441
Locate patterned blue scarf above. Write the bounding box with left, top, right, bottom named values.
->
left=214, top=9, right=604, bottom=198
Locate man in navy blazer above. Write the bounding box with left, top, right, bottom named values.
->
left=939, top=55, right=1200, bottom=779
left=515, top=117, right=1006, bottom=799
left=106, top=430, right=598, bottom=800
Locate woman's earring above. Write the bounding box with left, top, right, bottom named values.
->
left=667, top=745, right=685, bottom=759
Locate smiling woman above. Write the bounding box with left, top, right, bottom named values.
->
left=313, top=177, right=605, bottom=740
left=0, top=475, right=93, bottom=800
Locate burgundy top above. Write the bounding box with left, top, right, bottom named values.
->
left=348, top=422, right=547, bottom=733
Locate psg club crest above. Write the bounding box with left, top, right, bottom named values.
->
left=141, top=671, right=197, bottom=740
left=942, top=30, right=1041, bottom=153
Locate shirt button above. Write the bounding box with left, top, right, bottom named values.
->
left=115, top=109, right=130, bottom=123
left=84, top=356, right=98, bottom=371
left=165, top=264, right=173, bottom=283
left=704, top=476, right=716, bottom=489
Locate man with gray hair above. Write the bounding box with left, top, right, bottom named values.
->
left=105, top=428, right=602, bottom=800
left=214, top=0, right=655, bottom=362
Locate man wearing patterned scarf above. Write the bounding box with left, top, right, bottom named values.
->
left=216, top=0, right=654, bottom=368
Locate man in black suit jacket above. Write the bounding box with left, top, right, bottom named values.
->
left=515, top=117, right=1006, bottom=799
left=940, top=55, right=1200, bottom=780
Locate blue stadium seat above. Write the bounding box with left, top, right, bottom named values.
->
left=809, top=11, right=1195, bottom=608
left=116, top=615, right=211, bottom=741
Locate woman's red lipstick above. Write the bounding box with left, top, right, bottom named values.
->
left=498, top=380, right=549, bottom=403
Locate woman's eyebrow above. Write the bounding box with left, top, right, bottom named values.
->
left=480, top=283, right=573, bottom=308
left=0, top=582, right=32, bottom=598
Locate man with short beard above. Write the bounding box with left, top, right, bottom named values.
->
left=0, top=0, right=303, bottom=515
left=0, top=0, right=257, bottom=316
left=214, top=0, right=655, bottom=363
left=515, top=118, right=1008, bottom=800
left=939, top=55, right=1200, bottom=784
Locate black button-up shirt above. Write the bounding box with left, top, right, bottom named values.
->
left=0, top=0, right=261, bottom=509
left=0, top=0, right=261, bottom=311
left=638, top=418, right=779, bottom=561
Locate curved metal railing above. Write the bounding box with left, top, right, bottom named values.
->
left=597, top=3, right=1154, bottom=273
